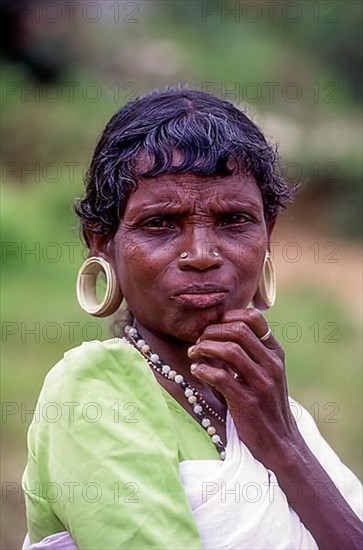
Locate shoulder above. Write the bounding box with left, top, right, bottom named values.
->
left=45, top=337, right=147, bottom=381
left=30, top=338, right=169, bottom=441
left=40, top=338, right=152, bottom=403
left=28, top=337, right=178, bottom=458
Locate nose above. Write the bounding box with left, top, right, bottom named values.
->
left=178, top=228, right=223, bottom=271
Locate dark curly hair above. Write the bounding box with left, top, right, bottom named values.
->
left=74, top=87, right=292, bottom=246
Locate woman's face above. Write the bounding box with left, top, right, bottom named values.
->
left=107, top=172, right=274, bottom=343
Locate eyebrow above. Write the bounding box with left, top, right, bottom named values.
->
left=210, top=198, right=263, bottom=213
left=125, top=195, right=263, bottom=220
left=125, top=200, right=188, bottom=220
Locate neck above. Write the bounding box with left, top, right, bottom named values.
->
left=131, top=319, right=227, bottom=416
left=133, top=319, right=192, bottom=378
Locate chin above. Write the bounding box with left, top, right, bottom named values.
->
left=168, top=307, right=227, bottom=343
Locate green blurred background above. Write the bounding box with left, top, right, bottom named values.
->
left=1, top=1, right=362, bottom=548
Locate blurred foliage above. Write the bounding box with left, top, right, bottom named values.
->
left=1, top=1, right=362, bottom=548
left=1, top=0, right=362, bottom=236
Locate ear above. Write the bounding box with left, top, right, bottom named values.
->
left=252, top=215, right=277, bottom=311
left=84, top=229, right=116, bottom=267
left=266, top=215, right=277, bottom=251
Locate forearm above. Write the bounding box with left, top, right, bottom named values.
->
left=271, top=440, right=363, bottom=550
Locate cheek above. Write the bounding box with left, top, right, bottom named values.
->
left=226, top=235, right=266, bottom=275
left=117, top=239, right=143, bottom=268
left=114, top=237, right=167, bottom=291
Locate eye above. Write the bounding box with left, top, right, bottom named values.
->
left=219, top=213, right=251, bottom=227
left=144, top=217, right=175, bottom=229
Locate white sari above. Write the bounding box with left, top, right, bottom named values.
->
left=179, top=398, right=362, bottom=549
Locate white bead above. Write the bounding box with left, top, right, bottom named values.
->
left=207, top=426, right=216, bottom=435
left=193, top=405, right=202, bottom=414
left=124, top=325, right=131, bottom=334
left=174, top=374, right=183, bottom=384
left=168, top=370, right=176, bottom=380
left=162, top=364, right=170, bottom=374
left=188, top=395, right=197, bottom=404
left=136, top=339, right=145, bottom=349
left=212, top=434, right=221, bottom=444
left=202, top=418, right=211, bottom=428
left=129, top=327, right=137, bottom=337
left=150, top=353, right=159, bottom=363
left=220, top=451, right=226, bottom=460
left=141, top=344, right=150, bottom=354
left=184, top=389, right=193, bottom=398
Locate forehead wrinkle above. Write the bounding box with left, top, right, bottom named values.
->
left=130, top=199, right=184, bottom=215
left=188, top=188, right=264, bottom=212
left=124, top=191, right=186, bottom=219
left=208, top=197, right=263, bottom=211
left=149, top=173, right=260, bottom=200
left=125, top=180, right=199, bottom=217
left=138, top=173, right=225, bottom=194
left=125, top=172, right=264, bottom=218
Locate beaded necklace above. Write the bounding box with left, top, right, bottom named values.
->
left=123, top=325, right=226, bottom=460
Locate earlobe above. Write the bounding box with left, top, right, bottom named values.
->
left=252, top=251, right=276, bottom=310
left=76, top=256, right=123, bottom=317
left=84, top=229, right=115, bottom=264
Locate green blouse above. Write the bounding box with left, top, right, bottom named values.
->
left=23, top=338, right=220, bottom=549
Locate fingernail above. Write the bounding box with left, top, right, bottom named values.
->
left=196, top=337, right=201, bottom=344
left=190, top=363, right=199, bottom=372
left=187, top=346, right=195, bottom=357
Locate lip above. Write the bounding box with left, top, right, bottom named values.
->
left=173, top=292, right=227, bottom=309
left=174, top=284, right=228, bottom=295
left=172, top=285, right=229, bottom=309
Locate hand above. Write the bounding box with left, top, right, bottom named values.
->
left=188, top=308, right=303, bottom=469
left=189, top=308, right=363, bottom=550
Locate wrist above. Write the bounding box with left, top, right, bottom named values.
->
left=266, top=432, right=310, bottom=479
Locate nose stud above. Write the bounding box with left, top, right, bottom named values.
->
left=179, top=250, right=220, bottom=258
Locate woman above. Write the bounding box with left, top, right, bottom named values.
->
left=22, top=88, right=362, bottom=549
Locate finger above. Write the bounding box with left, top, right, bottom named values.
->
left=190, top=362, right=238, bottom=397
left=190, top=363, right=259, bottom=410
left=188, top=339, right=263, bottom=383
left=196, top=321, right=274, bottom=365
left=221, top=308, right=280, bottom=350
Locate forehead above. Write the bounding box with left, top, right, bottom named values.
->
left=125, top=172, right=263, bottom=211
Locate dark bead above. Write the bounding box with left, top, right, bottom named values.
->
left=216, top=442, right=225, bottom=451
left=156, top=360, right=163, bottom=368
left=197, top=412, right=205, bottom=420
left=181, top=381, right=188, bottom=390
